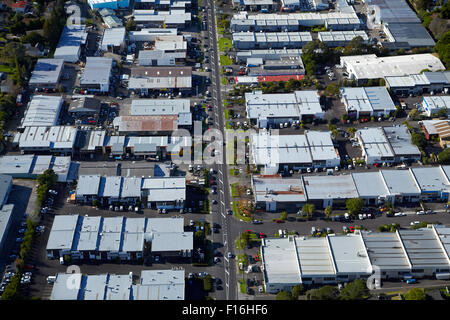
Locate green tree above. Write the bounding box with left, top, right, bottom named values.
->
left=347, top=127, right=356, bottom=136
left=240, top=231, right=250, bottom=248
left=302, top=203, right=315, bottom=218
left=280, top=211, right=288, bottom=221
left=325, top=83, right=340, bottom=96
left=403, top=288, right=427, bottom=300
left=437, top=107, right=448, bottom=118
left=276, top=290, right=293, bottom=300
left=411, top=132, right=427, bottom=150
left=346, top=198, right=364, bottom=216
left=324, top=206, right=333, bottom=218
left=308, top=286, right=340, bottom=300
left=441, top=2, right=450, bottom=19
left=434, top=31, right=450, bottom=69
left=340, top=279, right=369, bottom=300
left=126, top=18, right=137, bottom=32
left=21, top=31, right=45, bottom=46
left=203, top=275, right=213, bottom=292
left=408, top=108, right=420, bottom=121
left=438, top=148, right=450, bottom=164
left=291, top=284, right=305, bottom=300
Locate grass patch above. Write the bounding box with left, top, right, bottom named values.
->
left=239, top=279, right=246, bottom=294
left=224, top=109, right=230, bottom=119
left=225, top=121, right=232, bottom=129
left=231, top=182, right=241, bottom=197
left=0, top=64, right=14, bottom=73
left=218, top=38, right=232, bottom=52
left=220, top=55, right=233, bottom=66
left=221, top=77, right=229, bottom=85
left=232, top=201, right=252, bottom=222
left=229, top=168, right=236, bottom=176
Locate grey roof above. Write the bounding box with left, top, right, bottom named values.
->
left=50, top=273, right=81, bottom=300
left=361, top=231, right=411, bottom=271
left=380, top=170, right=420, bottom=195
left=303, top=174, right=358, bottom=200
left=149, top=232, right=193, bottom=252
left=410, top=167, right=450, bottom=193
left=22, top=95, right=63, bottom=127
left=0, top=155, right=34, bottom=175
left=101, top=27, right=125, bottom=50
left=80, top=57, right=112, bottom=86
left=142, top=177, right=186, bottom=202
left=76, top=175, right=101, bottom=197
left=76, top=216, right=101, bottom=252
left=82, top=274, right=107, bottom=300
left=0, top=204, right=14, bottom=247
left=121, top=177, right=142, bottom=198
left=352, top=171, right=390, bottom=198
left=383, top=126, right=421, bottom=157
left=340, top=87, right=396, bottom=114
left=122, top=217, right=146, bottom=252
left=434, top=226, right=450, bottom=260
left=98, top=217, right=123, bottom=252
left=146, top=217, right=184, bottom=233
left=328, top=235, right=372, bottom=274
left=398, top=228, right=450, bottom=268
left=130, top=99, right=190, bottom=116
left=295, top=236, right=335, bottom=277
left=105, top=274, right=132, bottom=300
left=252, top=175, right=307, bottom=203
left=14, top=126, right=78, bottom=151
left=384, top=22, right=435, bottom=47
left=69, top=97, right=101, bottom=114
left=365, top=0, right=420, bottom=24
left=134, top=270, right=185, bottom=300
left=54, top=24, right=87, bottom=62
left=99, top=176, right=122, bottom=198
left=29, top=59, right=64, bottom=86
left=103, top=15, right=123, bottom=28
left=0, top=174, right=12, bottom=205
left=46, top=215, right=79, bottom=251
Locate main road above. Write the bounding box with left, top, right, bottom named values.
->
left=204, top=0, right=242, bottom=300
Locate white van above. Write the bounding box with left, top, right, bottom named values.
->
left=59, top=256, right=64, bottom=265
left=278, top=229, right=283, bottom=237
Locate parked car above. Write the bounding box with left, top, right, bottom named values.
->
left=406, top=278, right=417, bottom=284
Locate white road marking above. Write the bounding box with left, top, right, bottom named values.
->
left=221, top=201, right=225, bottom=206
left=219, top=179, right=223, bottom=184
left=225, top=270, right=230, bottom=276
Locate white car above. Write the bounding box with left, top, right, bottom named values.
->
left=394, top=212, right=406, bottom=217
left=358, top=214, right=364, bottom=220
left=410, top=221, right=420, bottom=226
left=416, top=210, right=425, bottom=215
left=246, top=189, right=251, bottom=195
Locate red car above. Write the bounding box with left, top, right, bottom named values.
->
left=253, top=255, right=259, bottom=261
left=246, top=229, right=253, bottom=233
left=24, top=264, right=35, bottom=270
left=349, top=226, right=355, bottom=233
left=259, top=232, right=265, bottom=239
left=275, top=219, right=285, bottom=223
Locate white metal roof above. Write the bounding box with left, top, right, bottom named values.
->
left=303, top=174, right=358, bottom=200
left=328, top=235, right=372, bottom=274
left=21, top=95, right=63, bottom=127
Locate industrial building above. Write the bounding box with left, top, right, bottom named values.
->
left=46, top=215, right=192, bottom=261
left=100, top=27, right=126, bottom=52
left=138, top=49, right=186, bottom=66
left=233, top=0, right=276, bottom=12
left=364, top=0, right=435, bottom=48
left=20, top=95, right=64, bottom=128
left=422, top=96, right=450, bottom=117
left=232, top=31, right=312, bottom=50
left=261, top=224, right=450, bottom=293
left=129, top=99, right=192, bottom=128
left=113, top=115, right=179, bottom=135
left=340, top=54, right=446, bottom=84
left=80, top=57, right=113, bottom=93
left=246, top=90, right=324, bottom=128
left=133, top=9, right=191, bottom=29
left=317, top=30, right=369, bottom=47
left=355, top=125, right=421, bottom=165
left=420, top=120, right=450, bottom=148
left=87, top=0, right=130, bottom=10
left=50, top=269, right=185, bottom=300
left=29, top=59, right=64, bottom=90
left=53, top=25, right=88, bottom=63
left=68, top=96, right=102, bottom=116
left=129, top=28, right=178, bottom=42
left=340, top=86, right=396, bottom=119
left=13, top=126, right=78, bottom=155
left=0, top=155, right=77, bottom=182
left=385, top=71, right=450, bottom=96
left=0, top=175, right=14, bottom=255
left=127, top=67, right=192, bottom=94
left=75, top=175, right=186, bottom=209
left=230, top=10, right=361, bottom=32
left=236, top=49, right=303, bottom=63
left=251, top=130, right=340, bottom=174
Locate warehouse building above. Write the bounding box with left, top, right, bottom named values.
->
left=351, top=171, right=393, bottom=205
left=138, top=50, right=185, bottom=66
left=13, top=126, right=78, bottom=155
left=0, top=204, right=15, bottom=256
left=355, top=125, right=421, bottom=165
left=133, top=9, right=191, bottom=29
left=232, top=31, right=312, bottom=50
left=0, top=155, right=77, bottom=182
left=233, top=0, right=276, bottom=11
left=420, top=120, right=450, bottom=148
left=130, top=99, right=192, bottom=128
left=261, top=233, right=372, bottom=293
left=50, top=269, right=185, bottom=300
left=385, top=71, right=450, bottom=96
left=100, top=27, right=126, bottom=52
left=122, top=135, right=191, bottom=159
left=318, top=30, right=368, bottom=47
left=251, top=130, right=340, bottom=174
left=246, top=90, right=324, bottom=128
left=129, top=28, right=178, bottom=42
left=340, top=54, right=446, bottom=84
left=54, top=25, right=88, bottom=63
left=80, top=57, right=113, bottom=93
left=340, top=86, right=396, bottom=119
left=20, top=95, right=64, bottom=128
left=68, top=96, right=102, bottom=117
left=88, top=0, right=130, bottom=9
left=262, top=225, right=450, bottom=293
left=29, top=59, right=64, bottom=90
left=231, top=11, right=361, bottom=32
left=128, top=67, right=192, bottom=94
left=236, top=48, right=302, bottom=63
left=252, top=174, right=307, bottom=212
left=46, top=215, right=192, bottom=261
left=113, top=115, right=179, bottom=135
left=422, top=96, right=450, bottom=117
